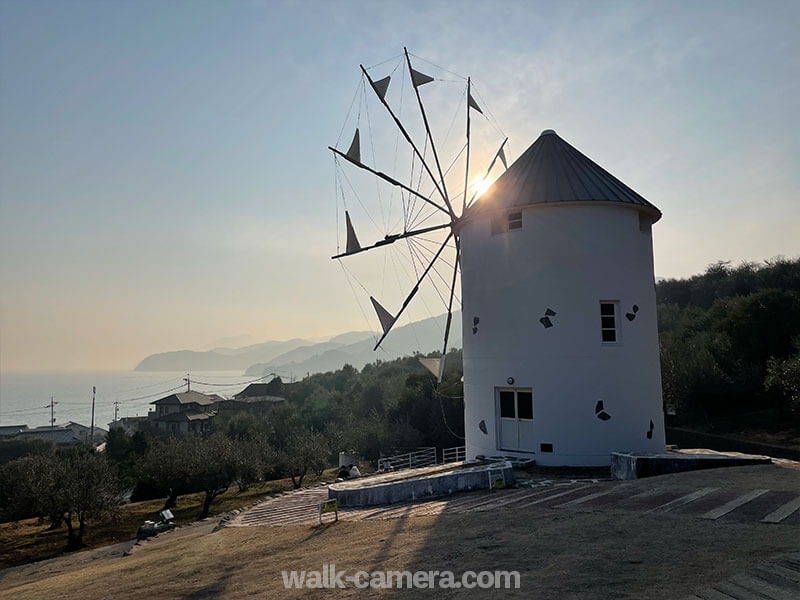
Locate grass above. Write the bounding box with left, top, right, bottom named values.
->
left=0, top=468, right=338, bottom=568
left=2, top=464, right=799, bottom=600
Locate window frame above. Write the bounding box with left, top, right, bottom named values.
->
left=490, top=211, right=524, bottom=235
left=497, top=387, right=534, bottom=421
left=599, top=300, right=621, bottom=345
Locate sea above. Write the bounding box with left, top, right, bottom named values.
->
left=0, top=370, right=252, bottom=430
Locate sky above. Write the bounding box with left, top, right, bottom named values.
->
left=1, top=0, right=798, bottom=372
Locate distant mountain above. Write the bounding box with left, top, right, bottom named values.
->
left=135, top=315, right=462, bottom=376
left=134, top=338, right=315, bottom=372
left=204, top=334, right=258, bottom=351
left=244, top=312, right=463, bottom=377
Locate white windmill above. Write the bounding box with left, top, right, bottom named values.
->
left=331, top=51, right=666, bottom=467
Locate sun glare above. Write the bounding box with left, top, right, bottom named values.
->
left=472, top=175, right=493, bottom=199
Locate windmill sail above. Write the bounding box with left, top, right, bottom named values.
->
left=410, top=67, right=434, bottom=87
left=346, top=128, right=361, bottom=163
left=344, top=211, right=361, bottom=254
left=467, top=92, right=483, bottom=114
left=370, top=297, right=396, bottom=334
left=419, top=357, right=443, bottom=379
left=498, top=146, right=508, bottom=169
left=373, top=75, right=391, bottom=99
left=331, top=51, right=505, bottom=359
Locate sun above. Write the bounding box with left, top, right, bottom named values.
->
left=472, top=175, right=494, bottom=199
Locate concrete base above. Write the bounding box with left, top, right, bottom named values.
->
left=328, top=461, right=514, bottom=507
left=611, top=451, right=772, bottom=480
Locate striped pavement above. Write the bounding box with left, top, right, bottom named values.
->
left=683, top=551, right=800, bottom=600
left=227, top=478, right=800, bottom=529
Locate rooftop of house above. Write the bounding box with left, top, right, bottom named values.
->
left=234, top=383, right=284, bottom=399
left=14, top=427, right=80, bottom=444
left=150, top=391, right=222, bottom=406
left=0, top=425, right=29, bottom=436
left=226, top=395, right=286, bottom=405
left=20, top=426, right=73, bottom=433
left=150, top=410, right=216, bottom=422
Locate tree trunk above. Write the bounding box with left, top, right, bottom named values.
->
left=47, top=513, right=63, bottom=530
left=296, top=467, right=307, bottom=489
left=199, top=491, right=216, bottom=519
left=65, top=512, right=77, bottom=550
left=163, top=488, right=178, bottom=511
left=77, top=511, right=86, bottom=547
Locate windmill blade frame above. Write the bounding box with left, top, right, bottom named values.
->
left=330, top=49, right=507, bottom=366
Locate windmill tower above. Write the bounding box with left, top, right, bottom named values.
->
left=461, top=130, right=665, bottom=466
left=330, top=52, right=665, bottom=467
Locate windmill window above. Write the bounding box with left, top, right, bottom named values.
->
left=517, top=391, right=533, bottom=419
left=508, top=212, right=522, bottom=230
left=600, top=302, right=619, bottom=343
left=499, top=391, right=516, bottom=418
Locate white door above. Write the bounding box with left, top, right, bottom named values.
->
left=498, top=389, right=535, bottom=452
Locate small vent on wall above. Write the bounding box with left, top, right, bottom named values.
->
left=540, top=443, right=553, bottom=453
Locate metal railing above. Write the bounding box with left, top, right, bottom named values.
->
left=442, top=445, right=466, bottom=464
left=378, top=447, right=437, bottom=471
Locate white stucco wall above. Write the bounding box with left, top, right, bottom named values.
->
left=459, top=202, right=665, bottom=466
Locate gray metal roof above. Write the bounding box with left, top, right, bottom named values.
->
left=475, top=129, right=661, bottom=220
left=150, top=391, right=220, bottom=406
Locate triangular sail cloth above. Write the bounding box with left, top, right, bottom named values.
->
left=467, top=92, right=483, bottom=114
left=370, top=297, right=396, bottom=334
left=419, top=357, right=443, bottom=379
left=410, top=67, right=434, bottom=87
left=498, top=146, right=507, bottom=169
left=345, top=211, right=361, bottom=254
left=346, top=128, right=361, bottom=163
left=373, top=76, right=391, bottom=100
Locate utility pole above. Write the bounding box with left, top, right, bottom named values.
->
left=114, top=399, right=120, bottom=422
left=90, top=386, right=96, bottom=444
left=50, top=396, right=57, bottom=437
left=184, top=373, right=191, bottom=392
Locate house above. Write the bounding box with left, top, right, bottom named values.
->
left=0, top=425, right=29, bottom=438
left=148, top=391, right=222, bottom=436
left=108, top=416, right=149, bottom=435
left=215, top=383, right=286, bottom=422
left=59, top=421, right=107, bottom=446
left=234, top=383, right=286, bottom=403
left=14, top=426, right=80, bottom=445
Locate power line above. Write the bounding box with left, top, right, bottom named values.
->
left=116, top=384, right=187, bottom=405
left=187, top=372, right=285, bottom=388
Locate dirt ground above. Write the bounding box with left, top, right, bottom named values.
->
left=1, top=464, right=797, bottom=599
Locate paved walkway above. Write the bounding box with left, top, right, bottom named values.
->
left=227, top=478, right=800, bottom=529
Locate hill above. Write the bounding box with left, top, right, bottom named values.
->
left=135, top=313, right=462, bottom=375
left=134, top=338, right=317, bottom=372
left=244, top=312, right=463, bottom=377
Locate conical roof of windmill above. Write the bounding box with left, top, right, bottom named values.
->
left=475, top=129, right=661, bottom=222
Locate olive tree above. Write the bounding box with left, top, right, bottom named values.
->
left=279, top=429, right=330, bottom=489
left=0, top=451, right=122, bottom=550
left=186, top=434, right=237, bottom=519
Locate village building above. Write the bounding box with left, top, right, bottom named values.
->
left=13, top=426, right=81, bottom=445
left=215, top=383, right=286, bottom=421
left=0, top=424, right=29, bottom=438
left=148, top=391, right=222, bottom=436
left=59, top=421, right=107, bottom=446
left=108, top=416, right=149, bottom=435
